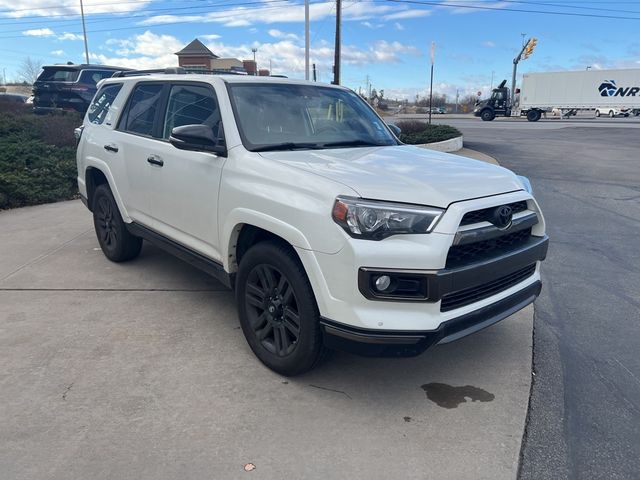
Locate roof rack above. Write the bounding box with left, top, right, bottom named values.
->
left=112, top=67, right=187, bottom=78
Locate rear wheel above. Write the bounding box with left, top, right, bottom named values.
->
left=526, top=110, right=542, bottom=122
left=480, top=109, right=495, bottom=121
left=609, top=110, right=615, bottom=118
left=236, top=241, right=327, bottom=376
left=92, top=184, right=142, bottom=262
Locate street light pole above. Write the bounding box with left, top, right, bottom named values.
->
left=428, top=42, right=435, bottom=125
left=80, top=0, right=90, bottom=64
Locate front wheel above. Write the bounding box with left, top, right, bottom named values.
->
left=595, top=110, right=601, bottom=117
left=236, top=241, right=327, bottom=376
left=480, top=109, right=495, bottom=121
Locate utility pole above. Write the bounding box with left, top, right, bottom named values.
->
left=332, top=0, right=341, bottom=85
left=80, top=0, right=90, bottom=64
left=490, top=70, right=495, bottom=90
left=455, top=89, right=459, bottom=113
left=305, top=0, right=310, bottom=80
left=366, top=74, right=371, bottom=100
left=269, top=58, right=272, bottom=75
left=312, top=63, right=317, bottom=81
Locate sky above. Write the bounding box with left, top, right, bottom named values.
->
left=2, top=0, right=640, bottom=100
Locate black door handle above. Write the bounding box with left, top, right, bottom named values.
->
left=147, top=156, right=164, bottom=167
left=104, top=144, right=118, bottom=153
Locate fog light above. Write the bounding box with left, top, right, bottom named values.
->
left=374, top=275, right=392, bottom=291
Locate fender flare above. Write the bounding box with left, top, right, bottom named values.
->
left=85, top=160, right=131, bottom=222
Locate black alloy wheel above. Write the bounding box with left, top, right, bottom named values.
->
left=236, top=241, right=327, bottom=375
left=245, top=264, right=301, bottom=357
left=92, top=184, right=142, bottom=262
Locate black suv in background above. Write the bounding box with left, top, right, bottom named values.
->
left=33, top=64, right=131, bottom=114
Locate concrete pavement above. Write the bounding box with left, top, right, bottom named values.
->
left=0, top=191, right=534, bottom=479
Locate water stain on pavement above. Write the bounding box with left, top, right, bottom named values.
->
left=421, top=383, right=495, bottom=409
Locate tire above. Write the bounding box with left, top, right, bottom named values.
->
left=609, top=110, right=615, bottom=118
left=92, top=184, right=143, bottom=262
left=480, top=109, right=495, bottom=121
left=526, top=110, right=542, bottom=122
left=595, top=110, right=600, bottom=117
left=236, top=241, right=327, bottom=376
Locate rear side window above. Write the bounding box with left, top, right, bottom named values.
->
left=87, top=83, right=122, bottom=125
left=37, top=67, right=79, bottom=82
left=163, top=84, right=220, bottom=139
left=80, top=70, right=117, bottom=85
left=122, top=83, right=164, bottom=137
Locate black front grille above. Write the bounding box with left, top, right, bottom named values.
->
left=446, top=228, right=532, bottom=268
left=440, top=264, right=536, bottom=312
left=460, top=200, right=528, bottom=226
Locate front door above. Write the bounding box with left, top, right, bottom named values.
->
left=144, top=82, right=226, bottom=262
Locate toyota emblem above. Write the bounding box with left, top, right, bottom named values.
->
left=492, top=205, right=513, bottom=229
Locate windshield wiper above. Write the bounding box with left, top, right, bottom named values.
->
left=252, top=142, right=322, bottom=152
left=321, top=140, right=389, bottom=148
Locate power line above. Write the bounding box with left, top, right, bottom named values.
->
left=0, top=0, right=293, bottom=29
left=0, top=2, right=328, bottom=39
left=381, top=0, right=640, bottom=21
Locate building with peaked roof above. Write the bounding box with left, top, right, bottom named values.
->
left=175, top=38, right=219, bottom=72
left=175, top=38, right=251, bottom=74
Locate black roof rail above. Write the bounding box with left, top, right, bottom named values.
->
left=112, top=67, right=186, bottom=78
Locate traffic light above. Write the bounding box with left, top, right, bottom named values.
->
left=522, top=38, right=538, bottom=60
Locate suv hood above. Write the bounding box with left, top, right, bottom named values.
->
left=260, top=145, right=522, bottom=208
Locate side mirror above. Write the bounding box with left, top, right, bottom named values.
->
left=170, top=124, right=227, bottom=157
left=387, top=123, right=401, bottom=136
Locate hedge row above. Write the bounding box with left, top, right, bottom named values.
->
left=0, top=101, right=81, bottom=209
left=395, top=121, right=462, bottom=145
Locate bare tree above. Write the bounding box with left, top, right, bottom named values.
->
left=17, top=57, right=43, bottom=84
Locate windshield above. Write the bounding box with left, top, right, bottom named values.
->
left=227, top=83, right=397, bottom=151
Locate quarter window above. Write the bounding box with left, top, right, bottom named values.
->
left=87, top=83, right=122, bottom=125
left=123, top=83, right=164, bottom=137
left=163, top=84, right=220, bottom=139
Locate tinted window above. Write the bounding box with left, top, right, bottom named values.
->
left=37, top=67, right=78, bottom=82
left=80, top=70, right=116, bottom=85
left=87, top=83, right=122, bottom=125
left=163, top=84, right=220, bottom=139
left=123, top=83, right=164, bottom=137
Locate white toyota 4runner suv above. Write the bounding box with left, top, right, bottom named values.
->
left=76, top=71, right=548, bottom=375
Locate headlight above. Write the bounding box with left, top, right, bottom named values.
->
left=332, top=197, right=444, bottom=240
left=517, top=175, right=533, bottom=194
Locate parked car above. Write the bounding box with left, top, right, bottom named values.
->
left=0, top=92, right=29, bottom=104
left=33, top=64, right=131, bottom=114
left=595, top=107, right=630, bottom=118
left=76, top=72, right=548, bottom=375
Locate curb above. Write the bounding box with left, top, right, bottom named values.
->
left=416, top=135, right=463, bottom=153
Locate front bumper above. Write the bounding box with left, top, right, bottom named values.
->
left=321, top=280, right=541, bottom=357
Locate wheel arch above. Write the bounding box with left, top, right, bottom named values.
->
left=84, top=163, right=130, bottom=221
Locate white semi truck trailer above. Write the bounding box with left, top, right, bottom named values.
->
left=473, top=69, right=640, bottom=121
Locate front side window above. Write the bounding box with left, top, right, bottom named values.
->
left=163, top=84, right=220, bottom=139
left=123, top=83, right=164, bottom=137
left=228, top=84, right=397, bottom=151
left=87, top=83, right=122, bottom=125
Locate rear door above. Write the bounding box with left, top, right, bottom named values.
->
left=144, top=82, right=226, bottom=260
left=111, top=81, right=168, bottom=227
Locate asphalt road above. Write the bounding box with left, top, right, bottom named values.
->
left=442, top=117, right=640, bottom=479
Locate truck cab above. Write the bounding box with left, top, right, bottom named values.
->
left=473, top=80, right=511, bottom=121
